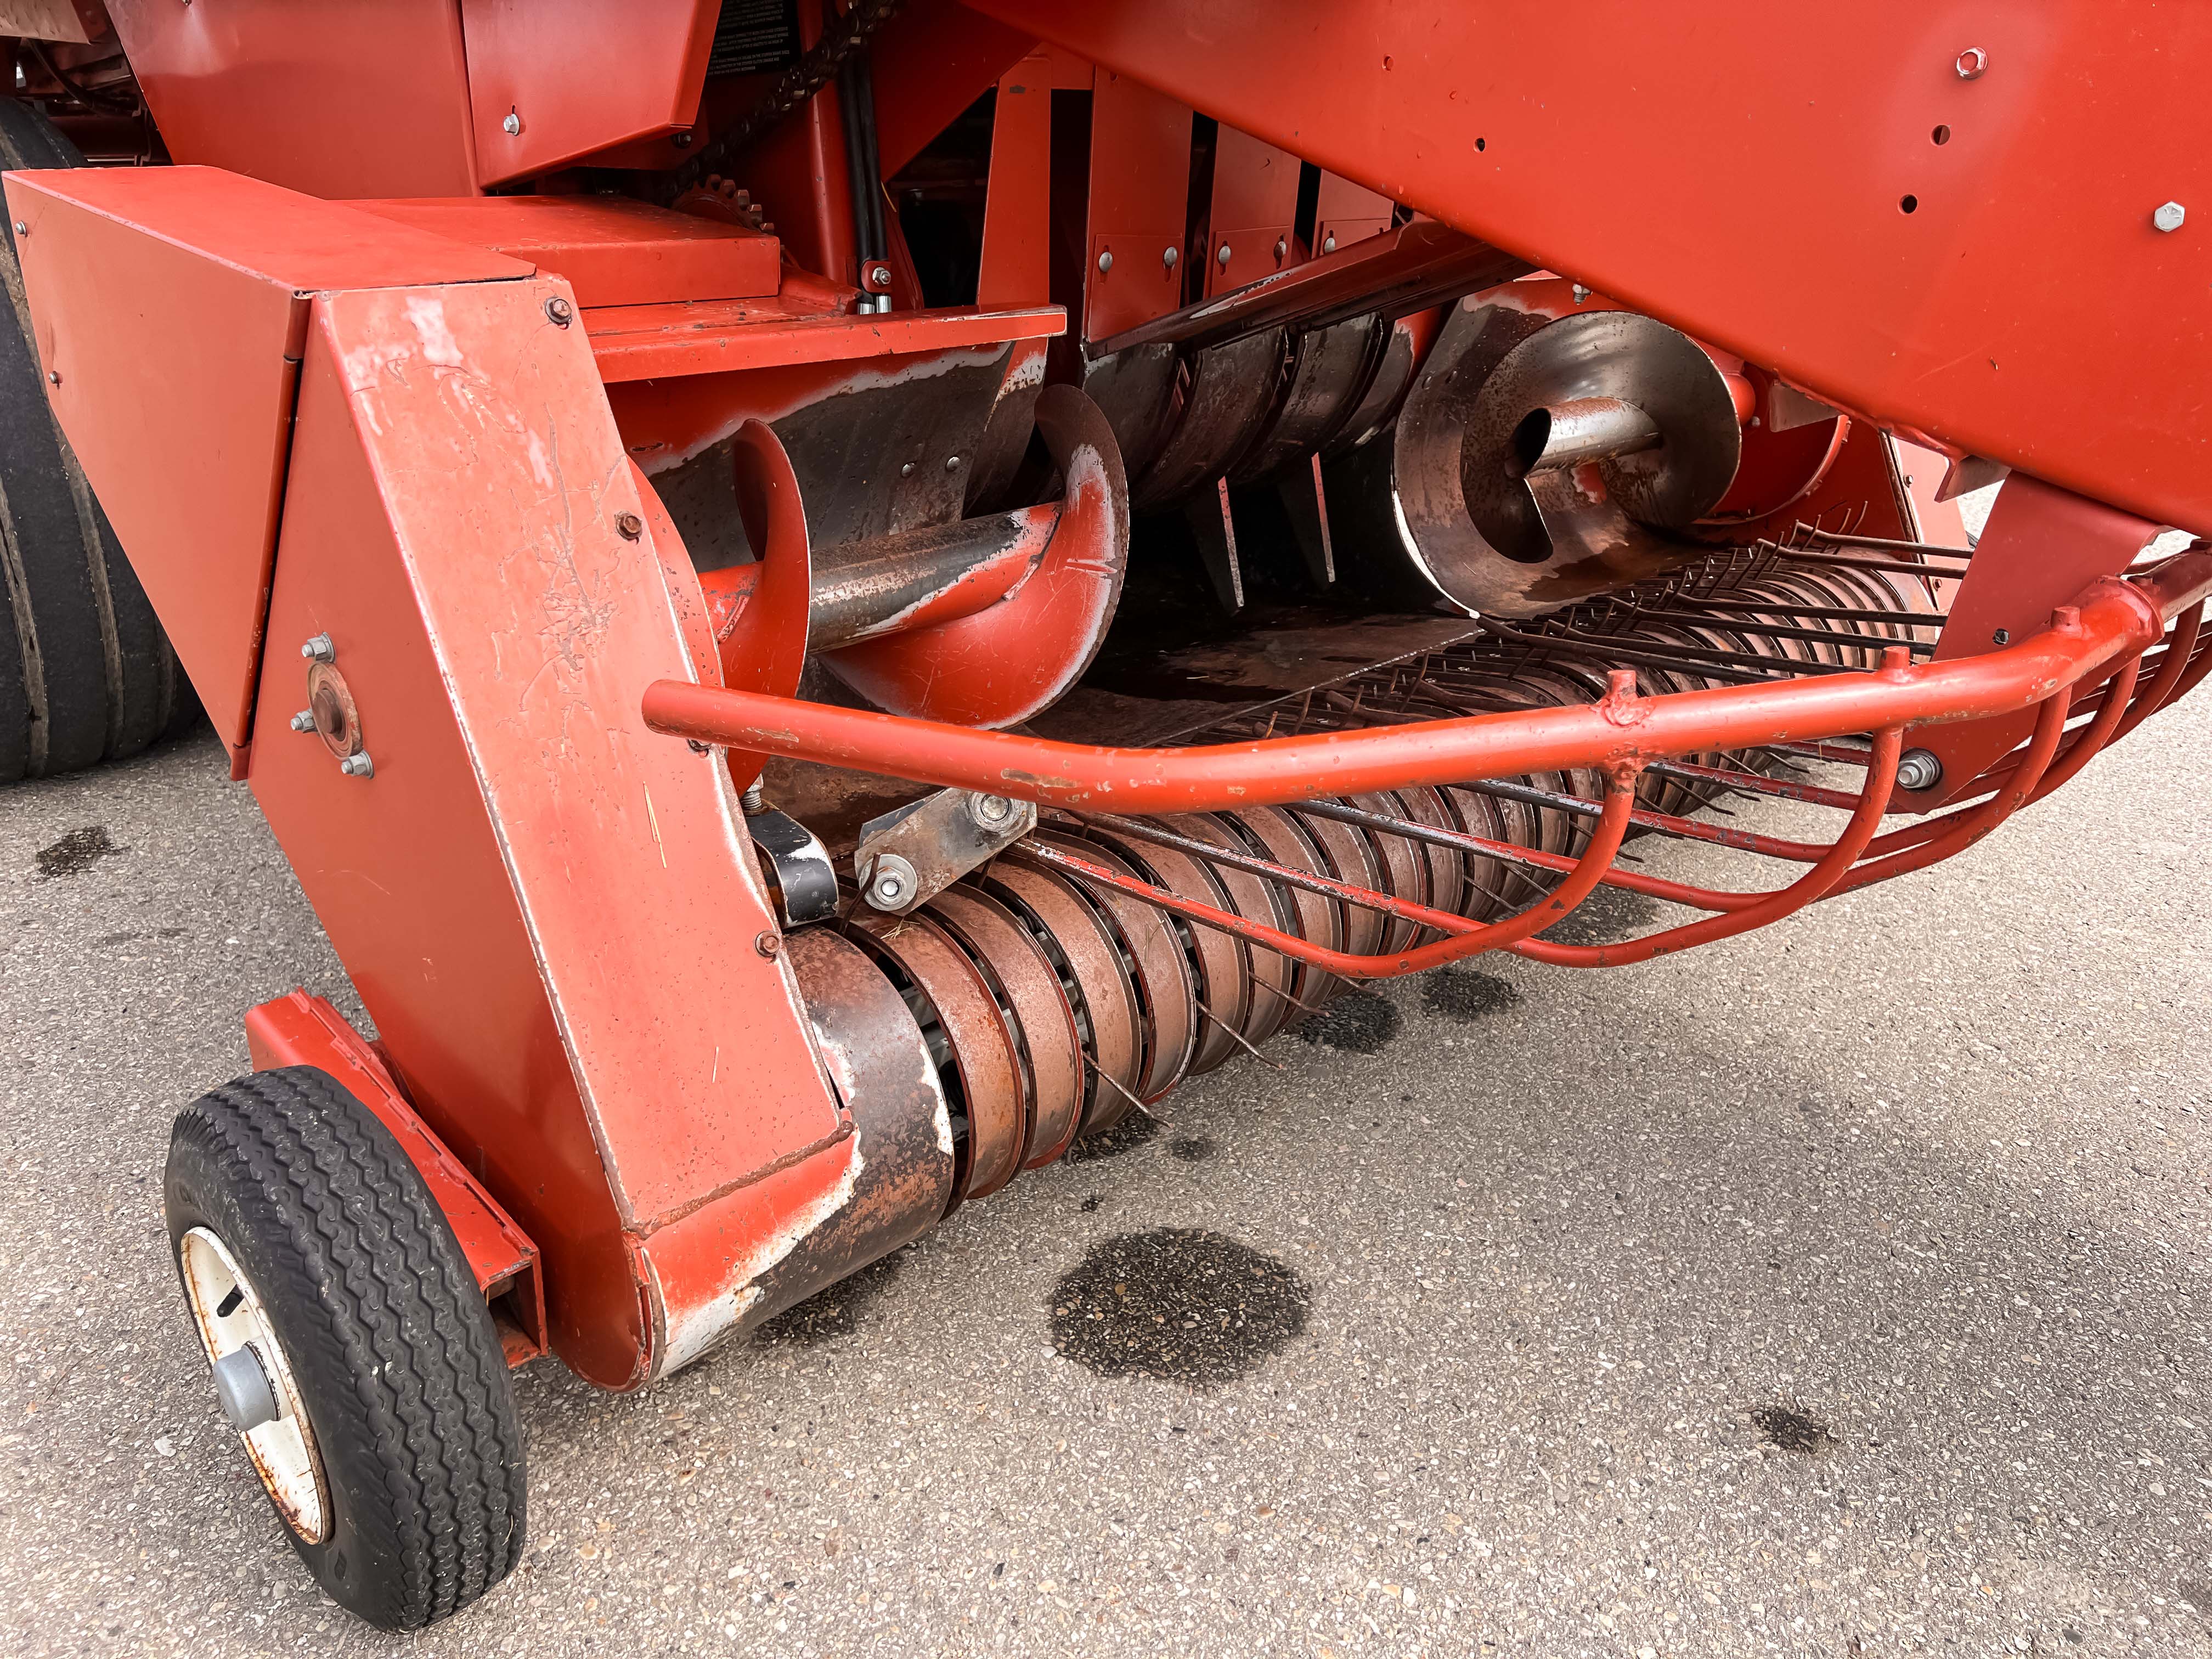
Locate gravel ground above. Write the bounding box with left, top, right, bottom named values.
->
left=2, top=665, right=2208, bottom=1657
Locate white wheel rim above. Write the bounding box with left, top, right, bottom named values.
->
left=179, top=1226, right=329, bottom=1543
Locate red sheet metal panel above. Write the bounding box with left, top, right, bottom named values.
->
left=1313, top=172, right=1393, bottom=256
left=968, top=1, right=2212, bottom=535
left=351, top=196, right=782, bottom=309
left=104, top=0, right=479, bottom=198
left=1084, top=71, right=1191, bottom=341
left=1204, top=126, right=1301, bottom=296
left=0, top=166, right=531, bottom=764
left=461, top=0, right=720, bottom=186
left=242, top=989, right=547, bottom=1363
left=977, top=54, right=1052, bottom=308
left=870, top=0, right=1037, bottom=179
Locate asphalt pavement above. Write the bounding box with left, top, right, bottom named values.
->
left=2, top=670, right=2208, bottom=1657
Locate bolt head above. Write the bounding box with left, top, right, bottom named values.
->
left=1217, top=243, right=1232, bottom=267
left=1161, top=245, right=1178, bottom=268
left=1993, top=627, right=2011, bottom=645
left=1273, top=237, right=1288, bottom=259
left=544, top=295, right=574, bottom=326
left=2154, top=201, right=2186, bottom=233
left=1571, top=283, right=1593, bottom=303
left=1096, top=249, right=1114, bottom=274
left=10, top=221, right=25, bottom=235
left=502, top=110, right=522, bottom=136
left=1954, top=46, right=1988, bottom=79
left=614, top=511, right=644, bottom=541
left=1895, top=748, right=1944, bottom=792
left=944, top=454, right=961, bottom=472
left=864, top=853, right=918, bottom=911
left=339, top=752, right=375, bottom=778
left=46, top=369, right=59, bottom=385
left=1322, top=234, right=1336, bottom=253
left=754, top=930, right=780, bottom=959
left=868, top=264, right=892, bottom=287
left=672, top=131, right=693, bottom=148
left=969, top=793, right=1015, bottom=829
left=290, top=709, right=315, bottom=733
left=301, top=632, right=335, bottom=662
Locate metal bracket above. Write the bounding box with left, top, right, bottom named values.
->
left=744, top=803, right=839, bottom=926
left=854, top=787, right=1037, bottom=913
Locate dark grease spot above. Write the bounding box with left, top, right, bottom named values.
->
left=1423, top=968, right=1520, bottom=1022
left=35, top=826, right=116, bottom=878
left=1751, top=1404, right=1833, bottom=1454
left=2177, top=1581, right=2212, bottom=1616
left=1049, top=1228, right=1310, bottom=1389
left=1064, top=1111, right=1160, bottom=1163
left=754, top=1252, right=902, bottom=1346
left=1169, top=1135, right=1217, bottom=1163
left=1079, top=1194, right=1102, bottom=1213
left=1293, top=990, right=1399, bottom=1053
left=1537, top=882, right=1658, bottom=946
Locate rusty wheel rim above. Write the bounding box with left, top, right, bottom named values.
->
left=845, top=911, right=1025, bottom=1206
left=1074, top=822, right=1248, bottom=1076
left=1019, top=833, right=1195, bottom=1103
left=1155, top=812, right=1295, bottom=1045
left=923, top=886, right=1086, bottom=1171
left=979, top=860, right=1144, bottom=1136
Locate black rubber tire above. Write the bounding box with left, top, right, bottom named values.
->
left=164, top=1067, right=528, bottom=1630
left=0, top=97, right=191, bottom=782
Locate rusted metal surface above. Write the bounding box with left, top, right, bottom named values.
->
left=714, top=420, right=813, bottom=793
left=854, top=785, right=1037, bottom=914
left=846, top=910, right=1026, bottom=1206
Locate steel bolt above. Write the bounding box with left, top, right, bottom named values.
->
left=1161, top=246, right=1178, bottom=269
left=1322, top=234, right=1337, bottom=253
left=544, top=295, right=574, bottom=326
left=46, top=369, right=59, bottom=385
left=754, top=929, right=780, bottom=958
left=1217, top=243, right=1232, bottom=267
left=1571, top=283, right=1593, bottom=304
left=210, top=1346, right=279, bottom=1435
left=614, top=511, right=644, bottom=540
left=10, top=221, right=24, bottom=236
left=339, top=752, right=375, bottom=779
left=899, top=461, right=915, bottom=477
left=301, top=632, right=335, bottom=663
left=868, top=263, right=892, bottom=289
left=1895, top=748, right=1944, bottom=792
left=289, top=709, right=316, bottom=733
left=1097, top=249, right=1114, bottom=274
left=502, top=109, right=522, bottom=136
left=672, top=131, right=693, bottom=148
left=866, top=853, right=917, bottom=910
left=1273, top=236, right=1288, bottom=259
left=1954, top=46, right=1988, bottom=80
left=741, top=781, right=765, bottom=814
left=2153, top=201, right=2187, bottom=233
left=1992, top=627, right=2011, bottom=645
left=969, top=793, right=1015, bottom=829
left=944, top=454, right=961, bottom=471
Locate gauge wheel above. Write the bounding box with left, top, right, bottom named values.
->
left=163, top=1065, right=527, bottom=1629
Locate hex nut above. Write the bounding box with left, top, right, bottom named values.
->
left=614, top=512, right=644, bottom=540
left=289, top=709, right=316, bottom=733
left=544, top=295, right=574, bottom=326
left=754, top=930, right=780, bottom=959
left=1954, top=46, right=1988, bottom=80
left=969, top=793, right=1016, bottom=829
left=301, top=633, right=335, bottom=663
left=502, top=109, right=522, bottom=136
left=2154, top=201, right=2186, bottom=233
left=339, top=752, right=375, bottom=779
left=1895, top=748, right=1944, bottom=792
left=865, top=853, right=918, bottom=911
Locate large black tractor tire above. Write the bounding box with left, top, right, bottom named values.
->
left=0, top=98, right=191, bottom=783
left=165, top=1067, right=529, bottom=1629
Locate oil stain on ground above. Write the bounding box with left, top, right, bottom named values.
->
left=754, top=1253, right=903, bottom=1346
left=1294, top=990, right=1400, bottom=1053
left=35, top=827, right=117, bottom=878
left=1536, top=882, right=1660, bottom=946
left=1751, top=1404, right=1834, bottom=1453
left=1168, top=1135, right=1217, bottom=1163
left=1064, top=1111, right=1161, bottom=1163
left=1049, top=1228, right=1310, bottom=1389
left=1423, top=968, right=1521, bottom=1022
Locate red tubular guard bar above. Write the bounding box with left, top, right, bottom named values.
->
left=643, top=557, right=2212, bottom=811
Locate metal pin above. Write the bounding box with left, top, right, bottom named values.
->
left=1193, top=1001, right=1285, bottom=1070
